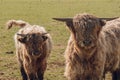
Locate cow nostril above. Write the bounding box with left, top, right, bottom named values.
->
left=83, top=40, right=92, bottom=46
left=33, top=51, right=40, bottom=55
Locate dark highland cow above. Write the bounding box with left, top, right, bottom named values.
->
left=6, top=20, right=52, bottom=80
left=53, top=14, right=119, bottom=80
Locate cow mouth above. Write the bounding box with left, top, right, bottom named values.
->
left=80, top=42, right=95, bottom=50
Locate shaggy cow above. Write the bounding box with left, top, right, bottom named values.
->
left=6, top=20, right=52, bottom=80
left=53, top=14, right=119, bottom=80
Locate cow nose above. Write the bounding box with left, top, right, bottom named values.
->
left=83, top=40, right=92, bottom=46
left=33, top=50, right=40, bottom=55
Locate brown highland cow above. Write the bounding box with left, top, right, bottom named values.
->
left=53, top=14, right=119, bottom=80
left=6, top=20, right=52, bottom=80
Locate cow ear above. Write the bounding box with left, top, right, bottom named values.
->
left=42, top=35, right=48, bottom=41
left=99, top=19, right=106, bottom=27
left=99, top=17, right=118, bottom=27
left=53, top=18, right=75, bottom=32
left=18, top=37, right=27, bottom=43
left=17, top=34, right=27, bottom=43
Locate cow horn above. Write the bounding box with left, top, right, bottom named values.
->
left=17, top=33, right=26, bottom=37
left=52, top=18, right=73, bottom=22
left=99, top=17, right=119, bottom=21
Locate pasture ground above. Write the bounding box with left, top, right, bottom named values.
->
left=0, top=0, right=120, bottom=80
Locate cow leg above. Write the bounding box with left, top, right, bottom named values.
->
left=112, top=69, right=120, bottom=80
left=37, top=70, right=44, bottom=80
left=102, top=73, right=105, bottom=80
left=28, top=73, right=37, bottom=80
left=37, top=61, right=47, bottom=80
left=20, top=66, right=28, bottom=80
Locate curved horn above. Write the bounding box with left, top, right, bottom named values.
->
left=41, top=33, right=48, bottom=35
left=99, top=17, right=119, bottom=21
left=17, top=33, right=26, bottom=37
left=52, top=18, right=73, bottom=22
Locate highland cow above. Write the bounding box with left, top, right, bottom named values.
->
left=6, top=20, right=52, bottom=80
left=53, top=14, right=119, bottom=80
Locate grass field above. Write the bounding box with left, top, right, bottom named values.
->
left=0, top=0, right=120, bottom=80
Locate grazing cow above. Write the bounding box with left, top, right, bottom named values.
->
left=53, top=14, right=119, bottom=80
left=6, top=20, right=52, bottom=80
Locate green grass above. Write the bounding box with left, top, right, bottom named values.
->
left=0, top=0, right=120, bottom=80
